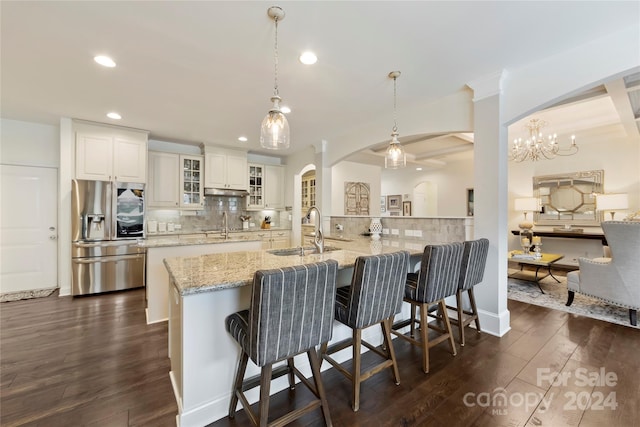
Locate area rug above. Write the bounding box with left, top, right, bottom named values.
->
left=507, top=270, right=638, bottom=329
left=0, top=287, right=57, bottom=302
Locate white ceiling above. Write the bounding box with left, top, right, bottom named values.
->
left=2, top=1, right=639, bottom=163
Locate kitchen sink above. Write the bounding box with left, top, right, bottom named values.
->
left=267, top=246, right=340, bottom=256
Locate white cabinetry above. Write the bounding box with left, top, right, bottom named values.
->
left=74, top=122, right=148, bottom=183
left=180, top=155, right=204, bottom=209
left=147, top=152, right=203, bottom=209
left=247, top=163, right=284, bottom=210
left=204, top=149, right=248, bottom=190
left=147, top=151, right=180, bottom=208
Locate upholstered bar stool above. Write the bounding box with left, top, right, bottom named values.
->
left=225, top=260, right=338, bottom=427
left=450, top=238, right=489, bottom=346
left=319, top=251, right=410, bottom=412
left=391, top=242, right=463, bottom=373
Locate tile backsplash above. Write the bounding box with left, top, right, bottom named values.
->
left=146, top=195, right=291, bottom=233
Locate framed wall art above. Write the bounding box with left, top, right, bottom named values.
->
left=387, top=194, right=401, bottom=210
left=403, top=201, right=412, bottom=216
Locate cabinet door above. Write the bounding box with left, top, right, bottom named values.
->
left=226, top=155, right=248, bottom=190
left=271, top=231, right=291, bottom=249
left=180, top=155, right=204, bottom=209
left=264, top=165, right=284, bottom=209
left=255, top=231, right=271, bottom=249
left=113, top=137, right=147, bottom=183
left=247, top=164, right=264, bottom=209
left=75, top=133, right=113, bottom=181
left=204, top=153, right=226, bottom=188
left=147, top=152, right=180, bottom=208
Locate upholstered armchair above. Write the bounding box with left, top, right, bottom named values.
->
left=566, top=221, right=640, bottom=326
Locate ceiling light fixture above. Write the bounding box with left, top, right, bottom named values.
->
left=238, top=136, right=248, bottom=142
left=106, top=112, right=121, bottom=120
left=299, top=51, right=317, bottom=65
left=280, top=106, right=291, bottom=114
left=511, top=118, right=577, bottom=162
left=260, top=6, right=290, bottom=150
left=94, top=55, right=116, bottom=67
left=385, top=71, right=406, bottom=169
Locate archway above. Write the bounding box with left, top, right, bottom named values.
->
left=292, top=163, right=316, bottom=247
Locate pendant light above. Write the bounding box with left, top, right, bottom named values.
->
left=385, top=71, right=406, bottom=169
left=260, top=6, right=290, bottom=150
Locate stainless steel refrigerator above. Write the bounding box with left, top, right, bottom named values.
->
left=71, top=179, right=146, bottom=296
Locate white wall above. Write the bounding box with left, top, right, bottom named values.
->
left=1, top=118, right=59, bottom=167
left=381, top=155, right=474, bottom=217
left=331, top=161, right=382, bottom=216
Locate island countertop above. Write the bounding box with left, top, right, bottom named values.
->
left=163, top=235, right=426, bottom=296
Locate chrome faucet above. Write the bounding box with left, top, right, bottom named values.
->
left=222, top=211, right=229, bottom=240
left=306, top=206, right=324, bottom=254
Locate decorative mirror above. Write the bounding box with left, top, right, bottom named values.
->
left=533, top=170, right=604, bottom=226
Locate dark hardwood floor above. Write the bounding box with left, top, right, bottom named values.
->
left=2, top=287, right=638, bottom=426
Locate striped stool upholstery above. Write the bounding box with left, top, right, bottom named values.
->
left=320, top=251, right=410, bottom=412
left=392, top=242, right=463, bottom=373
left=450, top=238, right=489, bottom=346
left=226, top=260, right=338, bottom=427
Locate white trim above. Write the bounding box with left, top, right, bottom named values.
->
left=466, top=70, right=507, bottom=102
left=477, top=308, right=511, bottom=337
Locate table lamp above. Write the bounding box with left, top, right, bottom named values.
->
left=596, top=193, right=628, bottom=220
left=514, top=197, right=540, bottom=230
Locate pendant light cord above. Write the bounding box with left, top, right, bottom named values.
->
left=273, top=17, right=279, bottom=97
left=393, top=76, right=398, bottom=134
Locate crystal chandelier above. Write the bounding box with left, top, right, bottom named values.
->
left=260, top=6, right=290, bottom=150
left=385, top=71, right=406, bottom=169
left=510, top=118, right=577, bottom=162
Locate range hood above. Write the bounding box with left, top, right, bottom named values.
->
left=204, top=188, right=249, bottom=197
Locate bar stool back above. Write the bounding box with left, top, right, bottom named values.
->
left=225, top=260, right=338, bottom=427
left=453, top=238, right=489, bottom=346
left=320, top=251, right=410, bottom=411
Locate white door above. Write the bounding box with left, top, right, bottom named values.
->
left=0, top=165, right=58, bottom=294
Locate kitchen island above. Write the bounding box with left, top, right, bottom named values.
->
left=163, top=235, right=426, bottom=427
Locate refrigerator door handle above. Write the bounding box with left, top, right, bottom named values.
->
left=73, top=254, right=145, bottom=264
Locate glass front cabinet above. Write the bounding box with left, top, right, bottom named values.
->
left=247, top=164, right=264, bottom=209
left=180, top=155, right=203, bottom=209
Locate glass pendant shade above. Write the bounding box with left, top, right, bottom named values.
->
left=260, top=96, right=290, bottom=150
left=384, top=133, right=406, bottom=169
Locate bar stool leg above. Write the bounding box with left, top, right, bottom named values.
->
left=228, top=352, right=249, bottom=418
left=287, top=358, right=296, bottom=389
left=410, top=303, right=417, bottom=337
left=307, top=348, right=333, bottom=427
left=456, top=290, right=465, bottom=347
left=352, top=328, right=362, bottom=411
left=439, top=300, right=457, bottom=356
left=382, top=318, right=400, bottom=385
left=419, top=302, right=430, bottom=373
left=258, top=364, right=273, bottom=427
left=468, top=289, right=481, bottom=332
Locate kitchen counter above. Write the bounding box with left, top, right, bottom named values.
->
left=164, top=235, right=427, bottom=427
left=141, top=228, right=291, bottom=248
left=164, top=235, right=425, bottom=296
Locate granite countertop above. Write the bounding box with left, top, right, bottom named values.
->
left=164, top=235, right=428, bottom=296
left=140, top=228, right=292, bottom=248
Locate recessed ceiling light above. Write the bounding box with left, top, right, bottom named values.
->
left=281, top=106, right=291, bottom=114
left=238, top=136, right=248, bottom=142
left=416, top=167, right=423, bottom=171
left=94, top=55, right=116, bottom=67
left=107, top=112, right=122, bottom=120
left=299, top=51, right=317, bottom=65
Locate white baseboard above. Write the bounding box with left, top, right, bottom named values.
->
left=477, top=308, right=511, bottom=337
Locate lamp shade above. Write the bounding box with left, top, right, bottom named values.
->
left=596, top=193, right=628, bottom=211
left=514, top=197, right=540, bottom=212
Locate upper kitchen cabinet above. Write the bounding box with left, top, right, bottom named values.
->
left=147, top=152, right=204, bottom=209
left=203, top=148, right=248, bottom=191
left=247, top=163, right=284, bottom=210
left=74, top=121, right=148, bottom=183
left=147, top=151, right=180, bottom=208
left=180, top=155, right=204, bottom=209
